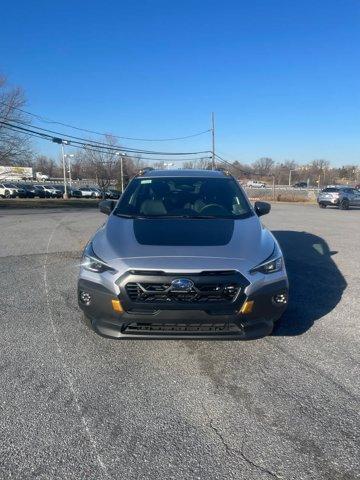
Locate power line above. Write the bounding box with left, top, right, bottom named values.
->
left=214, top=154, right=262, bottom=177
left=0, top=120, right=211, bottom=156
left=1, top=120, right=254, bottom=172
left=0, top=122, right=212, bottom=164
left=0, top=100, right=211, bottom=142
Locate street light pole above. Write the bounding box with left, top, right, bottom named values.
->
left=61, top=142, right=68, bottom=199
left=64, top=154, right=74, bottom=188
left=115, top=152, right=125, bottom=193
left=289, top=169, right=296, bottom=186
left=272, top=175, right=276, bottom=201
left=120, top=155, right=124, bottom=193
left=52, top=137, right=69, bottom=199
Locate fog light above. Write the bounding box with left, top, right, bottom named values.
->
left=79, top=291, right=92, bottom=306
left=273, top=293, right=288, bottom=305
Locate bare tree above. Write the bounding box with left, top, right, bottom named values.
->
left=34, top=155, right=58, bottom=177
left=310, top=159, right=330, bottom=173
left=79, top=136, right=120, bottom=197
left=122, top=155, right=145, bottom=182
left=252, top=157, right=275, bottom=176
left=271, top=160, right=299, bottom=184
left=0, top=75, right=33, bottom=165
left=183, top=158, right=212, bottom=170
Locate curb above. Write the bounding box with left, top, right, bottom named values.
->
left=0, top=199, right=100, bottom=209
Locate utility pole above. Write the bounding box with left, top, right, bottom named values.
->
left=65, top=154, right=74, bottom=188
left=120, top=155, right=124, bottom=193
left=61, top=143, right=68, bottom=199
left=289, top=169, right=296, bottom=186
left=52, top=137, right=69, bottom=199
left=211, top=112, right=215, bottom=170
left=272, top=175, right=276, bottom=201
left=115, top=152, right=125, bottom=193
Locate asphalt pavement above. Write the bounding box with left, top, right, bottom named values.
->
left=0, top=204, right=359, bottom=480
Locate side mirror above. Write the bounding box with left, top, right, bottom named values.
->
left=99, top=200, right=115, bottom=215
left=254, top=201, right=271, bottom=217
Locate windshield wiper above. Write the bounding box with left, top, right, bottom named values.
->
left=113, top=213, right=137, bottom=218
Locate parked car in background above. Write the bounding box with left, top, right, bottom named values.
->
left=105, top=188, right=122, bottom=199
left=0, top=183, right=17, bottom=198
left=2, top=183, right=27, bottom=198
left=50, top=184, right=64, bottom=195
left=44, top=185, right=62, bottom=198
left=18, top=184, right=37, bottom=198
left=246, top=180, right=267, bottom=188
left=51, top=185, right=78, bottom=197
left=88, top=187, right=102, bottom=198
left=33, top=185, right=52, bottom=198
left=34, top=185, right=62, bottom=198
left=71, top=186, right=99, bottom=198
left=292, top=182, right=308, bottom=188
left=317, top=186, right=360, bottom=210
left=71, top=189, right=82, bottom=198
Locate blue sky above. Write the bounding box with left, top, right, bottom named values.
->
left=1, top=0, right=359, bottom=166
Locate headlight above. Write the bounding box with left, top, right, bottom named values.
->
left=250, top=244, right=283, bottom=274
left=82, top=242, right=116, bottom=273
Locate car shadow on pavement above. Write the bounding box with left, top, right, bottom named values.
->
left=272, top=230, right=347, bottom=336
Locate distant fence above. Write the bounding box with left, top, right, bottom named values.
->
left=244, top=187, right=319, bottom=202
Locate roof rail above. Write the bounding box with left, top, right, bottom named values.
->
left=214, top=167, right=231, bottom=176
left=137, top=167, right=154, bottom=176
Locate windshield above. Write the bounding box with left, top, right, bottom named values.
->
left=114, top=177, right=253, bottom=219
left=322, top=188, right=340, bottom=193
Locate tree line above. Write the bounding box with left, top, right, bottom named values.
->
left=183, top=157, right=359, bottom=186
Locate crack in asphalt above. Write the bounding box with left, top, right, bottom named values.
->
left=201, top=403, right=282, bottom=479
left=209, top=419, right=282, bottom=479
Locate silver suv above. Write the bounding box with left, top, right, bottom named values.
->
left=317, top=186, right=360, bottom=210
left=78, top=169, right=288, bottom=339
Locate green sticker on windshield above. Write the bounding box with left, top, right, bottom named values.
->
left=140, top=179, right=152, bottom=184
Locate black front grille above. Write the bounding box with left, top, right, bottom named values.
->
left=123, top=322, right=243, bottom=335
left=125, top=281, right=241, bottom=304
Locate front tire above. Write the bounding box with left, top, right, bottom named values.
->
left=81, top=313, right=96, bottom=332
left=319, top=203, right=327, bottom=208
left=340, top=199, right=350, bottom=210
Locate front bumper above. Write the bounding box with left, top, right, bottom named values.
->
left=318, top=197, right=339, bottom=205
left=78, top=274, right=289, bottom=339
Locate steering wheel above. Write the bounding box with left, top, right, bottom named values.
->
left=199, top=204, right=229, bottom=216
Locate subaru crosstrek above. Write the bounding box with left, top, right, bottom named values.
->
left=78, top=169, right=288, bottom=338
left=317, top=186, right=360, bottom=210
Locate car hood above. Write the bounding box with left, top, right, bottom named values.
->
left=92, top=215, right=276, bottom=274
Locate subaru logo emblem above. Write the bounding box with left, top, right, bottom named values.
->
left=170, top=278, right=194, bottom=292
